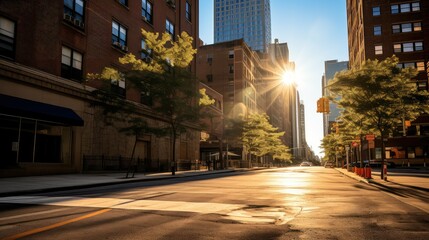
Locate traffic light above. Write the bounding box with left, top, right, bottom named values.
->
left=323, top=97, right=330, bottom=113
left=316, top=97, right=330, bottom=113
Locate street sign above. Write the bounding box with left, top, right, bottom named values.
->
left=366, top=134, right=375, bottom=141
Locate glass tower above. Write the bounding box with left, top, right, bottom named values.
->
left=214, top=0, right=271, bottom=53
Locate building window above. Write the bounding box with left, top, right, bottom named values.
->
left=112, top=20, right=127, bottom=50
left=166, top=19, right=175, bottom=40
left=229, top=50, right=234, bottom=58
left=415, top=42, right=423, bottom=51
left=63, top=0, right=85, bottom=29
left=207, top=74, right=213, bottom=82
left=373, top=25, right=382, bottom=36
left=413, top=22, right=422, bottom=31
left=394, top=41, right=424, bottom=53
left=397, top=61, right=425, bottom=71
left=119, top=0, right=128, bottom=6
left=186, top=1, right=192, bottom=22
left=375, top=45, right=383, bottom=55
left=61, top=46, right=83, bottom=82
left=392, top=22, right=422, bottom=33
left=142, top=0, right=153, bottom=23
left=411, top=2, right=420, bottom=11
left=372, top=6, right=381, bottom=16
left=416, top=62, right=425, bottom=71
left=111, top=73, right=126, bottom=98
left=0, top=16, right=15, bottom=59
left=391, top=2, right=420, bottom=14
left=229, top=64, right=234, bottom=73
left=141, top=39, right=152, bottom=61
left=140, top=90, right=152, bottom=106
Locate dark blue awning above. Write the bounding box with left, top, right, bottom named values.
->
left=0, top=94, right=84, bottom=126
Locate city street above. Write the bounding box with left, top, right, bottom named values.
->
left=0, top=167, right=428, bottom=240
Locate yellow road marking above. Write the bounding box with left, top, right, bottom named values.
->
left=2, top=208, right=111, bottom=240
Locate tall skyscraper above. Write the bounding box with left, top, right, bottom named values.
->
left=214, top=0, right=271, bottom=53
left=322, top=60, right=348, bottom=136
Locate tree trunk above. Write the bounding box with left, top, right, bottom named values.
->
left=380, top=135, right=386, bottom=180
left=126, top=135, right=138, bottom=178
left=171, top=122, right=177, bottom=175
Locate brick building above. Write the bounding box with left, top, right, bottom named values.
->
left=197, top=39, right=306, bottom=163
left=346, top=0, right=429, bottom=165
left=0, top=0, right=200, bottom=176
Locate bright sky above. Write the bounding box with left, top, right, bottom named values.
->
left=199, top=0, right=349, bottom=157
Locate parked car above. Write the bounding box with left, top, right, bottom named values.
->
left=300, top=161, right=312, bottom=167
left=324, top=161, right=335, bottom=168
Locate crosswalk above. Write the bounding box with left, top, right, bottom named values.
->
left=0, top=195, right=245, bottom=215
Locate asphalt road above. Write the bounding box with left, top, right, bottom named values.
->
left=0, top=167, right=428, bottom=240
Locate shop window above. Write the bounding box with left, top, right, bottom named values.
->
left=0, top=115, right=72, bottom=164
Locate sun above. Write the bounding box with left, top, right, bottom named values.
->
left=281, top=71, right=295, bottom=85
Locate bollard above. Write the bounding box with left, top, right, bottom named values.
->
left=383, top=164, right=387, bottom=180
left=364, top=167, right=371, bottom=179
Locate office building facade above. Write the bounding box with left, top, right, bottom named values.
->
left=322, top=60, right=349, bottom=136
left=214, top=0, right=271, bottom=53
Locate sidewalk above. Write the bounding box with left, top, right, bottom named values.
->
left=335, top=167, right=429, bottom=191
left=0, top=169, right=236, bottom=197
left=1, top=167, right=427, bottom=198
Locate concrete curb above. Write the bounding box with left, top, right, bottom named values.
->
left=0, top=169, right=237, bottom=197
left=334, top=168, right=429, bottom=192
left=334, top=168, right=370, bottom=184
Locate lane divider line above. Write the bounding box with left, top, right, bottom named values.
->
left=1, top=208, right=111, bottom=240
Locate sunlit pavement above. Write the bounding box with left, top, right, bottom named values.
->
left=0, top=167, right=428, bottom=239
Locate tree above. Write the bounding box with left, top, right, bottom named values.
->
left=242, top=113, right=291, bottom=166
left=88, top=29, right=199, bottom=176
left=328, top=56, right=429, bottom=179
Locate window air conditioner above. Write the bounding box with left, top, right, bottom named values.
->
left=63, top=13, right=72, bottom=22
left=74, top=19, right=81, bottom=27
left=166, top=0, right=176, bottom=8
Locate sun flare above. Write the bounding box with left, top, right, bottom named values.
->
left=281, top=71, right=295, bottom=85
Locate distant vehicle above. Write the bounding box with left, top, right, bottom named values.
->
left=324, top=161, right=335, bottom=168
left=300, top=161, right=312, bottom=167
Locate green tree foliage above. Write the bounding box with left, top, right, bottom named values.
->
left=327, top=56, right=429, bottom=177
left=242, top=113, right=291, bottom=162
left=88, top=30, right=200, bottom=174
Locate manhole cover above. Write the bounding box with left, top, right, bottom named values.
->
left=223, top=206, right=300, bottom=225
